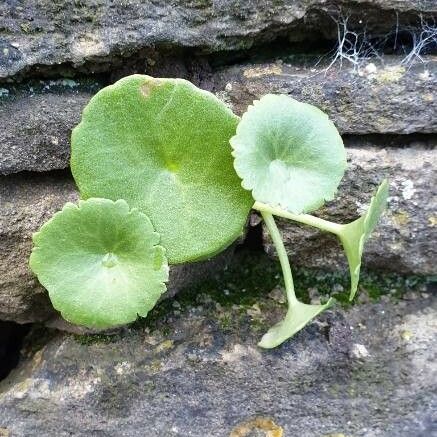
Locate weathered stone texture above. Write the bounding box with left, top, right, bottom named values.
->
left=2, top=58, right=435, bottom=175
left=0, top=173, right=77, bottom=323
left=0, top=173, right=232, bottom=324
left=1, top=143, right=434, bottom=324
left=0, top=85, right=94, bottom=175
left=215, top=57, right=437, bottom=134
left=263, top=144, right=437, bottom=275
left=0, top=292, right=435, bottom=436
left=0, top=0, right=435, bottom=80
left=0, top=0, right=435, bottom=432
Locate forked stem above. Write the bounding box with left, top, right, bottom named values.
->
left=254, top=201, right=343, bottom=235
left=260, top=211, right=298, bottom=306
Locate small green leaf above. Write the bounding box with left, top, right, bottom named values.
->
left=29, top=198, right=169, bottom=329
left=71, top=75, right=253, bottom=264
left=258, top=298, right=334, bottom=349
left=338, top=180, right=389, bottom=300
left=258, top=211, right=335, bottom=349
left=230, top=94, right=347, bottom=214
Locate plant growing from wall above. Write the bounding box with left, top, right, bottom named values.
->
left=30, top=75, right=388, bottom=347
left=30, top=198, right=169, bottom=328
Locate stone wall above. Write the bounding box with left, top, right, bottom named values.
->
left=0, top=0, right=436, bottom=326
left=1, top=2, right=436, bottom=436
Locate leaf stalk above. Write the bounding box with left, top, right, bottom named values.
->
left=254, top=201, right=343, bottom=235
left=260, top=211, right=298, bottom=306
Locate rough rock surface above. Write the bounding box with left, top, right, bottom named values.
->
left=0, top=2, right=435, bottom=434
left=0, top=173, right=233, bottom=324
left=0, top=286, right=435, bottom=436
left=2, top=57, right=435, bottom=175
left=0, top=80, right=100, bottom=175
left=214, top=57, right=437, bottom=134
left=0, top=173, right=77, bottom=323
left=263, top=143, right=437, bottom=275
left=1, top=0, right=435, bottom=80
left=1, top=142, right=435, bottom=323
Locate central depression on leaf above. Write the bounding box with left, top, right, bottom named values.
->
left=230, top=94, right=347, bottom=214
left=71, top=75, right=253, bottom=264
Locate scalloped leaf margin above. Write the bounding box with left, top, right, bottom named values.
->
left=30, top=198, right=169, bottom=329
left=230, top=94, right=347, bottom=214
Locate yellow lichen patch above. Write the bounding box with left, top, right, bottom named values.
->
left=375, top=65, right=405, bottom=83
left=0, top=428, right=10, bottom=437
left=243, top=64, right=282, bottom=78
left=401, top=329, right=413, bottom=341
left=146, top=359, right=163, bottom=373
left=422, top=93, right=434, bottom=102
left=20, top=23, right=31, bottom=32
left=392, top=211, right=410, bottom=227
left=155, top=339, right=174, bottom=353
left=230, top=417, right=283, bottom=437
left=71, top=34, right=105, bottom=58
left=220, top=344, right=262, bottom=365
left=428, top=215, right=437, bottom=227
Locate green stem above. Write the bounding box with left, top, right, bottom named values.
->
left=254, top=201, right=343, bottom=235
left=260, top=211, right=298, bottom=306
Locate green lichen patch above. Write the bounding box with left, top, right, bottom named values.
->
left=70, top=248, right=433, bottom=345
left=136, top=251, right=433, bottom=336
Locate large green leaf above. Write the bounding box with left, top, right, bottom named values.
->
left=338, top=180, right=389, bottom=300
left=230, top=94, right=347, bottom=214
left=71, top=75, right=253, bottom=264
left=258, top=298, right=334, bottom=349
left=29, top=198, right=169, bottom=328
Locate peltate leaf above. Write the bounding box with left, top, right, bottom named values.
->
left=71, top=75, right=253, bottom=264
left=338, top=180, right=389, bottom=300
left=29, top=198, right=169, bottom=328
left=230, top=94, right=347, bottom=214
left=258, top=298, right=334, bottom=349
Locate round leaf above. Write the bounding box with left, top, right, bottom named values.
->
left=29, top=198, right=169, bottom=329
left=230, top=94, right=347, bottom=214
left=71, top=75, right=253, bottom=264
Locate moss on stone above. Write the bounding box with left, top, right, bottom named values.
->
left=0, top=78, right=102, bottom=104
left=72, top=250, right=433, bottom=344
left=73, top=332, right=119, bottom=345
